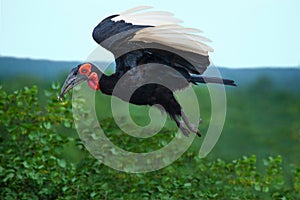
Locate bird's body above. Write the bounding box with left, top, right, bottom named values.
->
left=59, top=6, right=236, bottom=136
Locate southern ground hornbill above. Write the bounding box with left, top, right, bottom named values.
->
left=59, top=6, right=236, bottom=137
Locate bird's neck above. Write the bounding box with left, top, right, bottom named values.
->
left=99, top=74, right=119, bottom=95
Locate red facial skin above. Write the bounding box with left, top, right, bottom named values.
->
left=79, top=63, right=100, bottom=90
left=87, top=72, right=100, bottom=90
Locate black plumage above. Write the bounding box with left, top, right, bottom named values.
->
left=59, top=7, right=236, bottom=136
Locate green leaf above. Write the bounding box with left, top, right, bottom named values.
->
left=22, top=161, right=30, bottom=168
left=254, top=183, right=261, bottom=191
left=157, top=186, right=164, bottom=192
left=52, top=82, right=60, bottom=90
left=64, top=121, right=71, bottom=128
left=62, top=186, right=68, bottom=192
left=57, top=159, right=66, bottom=168
left=43, top=122, right=51, bottom=129
left=90, top=192, right=97, bottom=198
left=7, top=125, right=17, bottom=133
left=44, top=90, right=53, bottom=97
left=184, top=183, right=192, bottom=187
left=3, top=173, right=14, bottom=182
left=262, top=186, right=269, bottom=193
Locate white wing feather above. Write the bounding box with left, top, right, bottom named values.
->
left=113, top=6, right=213, bottom=56
left=112, top=7, right=182, bottom=26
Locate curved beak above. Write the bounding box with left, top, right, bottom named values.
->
left=58, top=68, right=87, bottom=101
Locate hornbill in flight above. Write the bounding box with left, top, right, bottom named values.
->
left=59, top=6, right=236, bottom=137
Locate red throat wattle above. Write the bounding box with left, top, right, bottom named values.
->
left=87, top=72, right=100, bottom=90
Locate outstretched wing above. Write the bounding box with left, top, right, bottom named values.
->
left=92, top=6, right=213, bottom=75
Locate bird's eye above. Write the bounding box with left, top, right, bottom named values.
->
left=79, top=63, right=92, bottom=75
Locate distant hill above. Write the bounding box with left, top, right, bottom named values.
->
left=219, top=67, right=300, bottom=92
left=0, top=56, right=299, bottom=92
left=0, top=57, right=111, bottom=81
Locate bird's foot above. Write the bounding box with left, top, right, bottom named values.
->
left=187, top=122, right=200, bottom=135
left=189, top=124, right=201, bottom=137
left=192, top=118, right=202, bottom=137
left=179, top=121, right=190, bottom=137
left=181, top=110, right=202, bottom=137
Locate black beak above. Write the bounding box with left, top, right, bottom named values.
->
left=58, top=67, right=87, bottom=100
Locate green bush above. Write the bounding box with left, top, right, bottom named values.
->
left=0, top=85, right=299, bottom=199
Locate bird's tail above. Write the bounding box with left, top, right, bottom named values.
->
left=190, top=76, right=236, bottom=86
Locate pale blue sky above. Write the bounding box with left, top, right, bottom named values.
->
left=1, top=0, right=299, bottom=68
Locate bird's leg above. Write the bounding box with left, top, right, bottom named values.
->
left=153, top=104, right=166, bottom=115
left=181, top=110, right=202, bottom=137
left=173, top=115, right=190, bottom=137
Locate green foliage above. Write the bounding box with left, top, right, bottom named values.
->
left=0, top=84, right=75, bottom=199
left=0, top=85, right=300, bottom=199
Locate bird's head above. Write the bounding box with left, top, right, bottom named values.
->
left=58, top=63, right=101, bottom=100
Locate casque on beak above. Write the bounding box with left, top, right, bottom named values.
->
left=58, top=67, right=87, bottom=101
